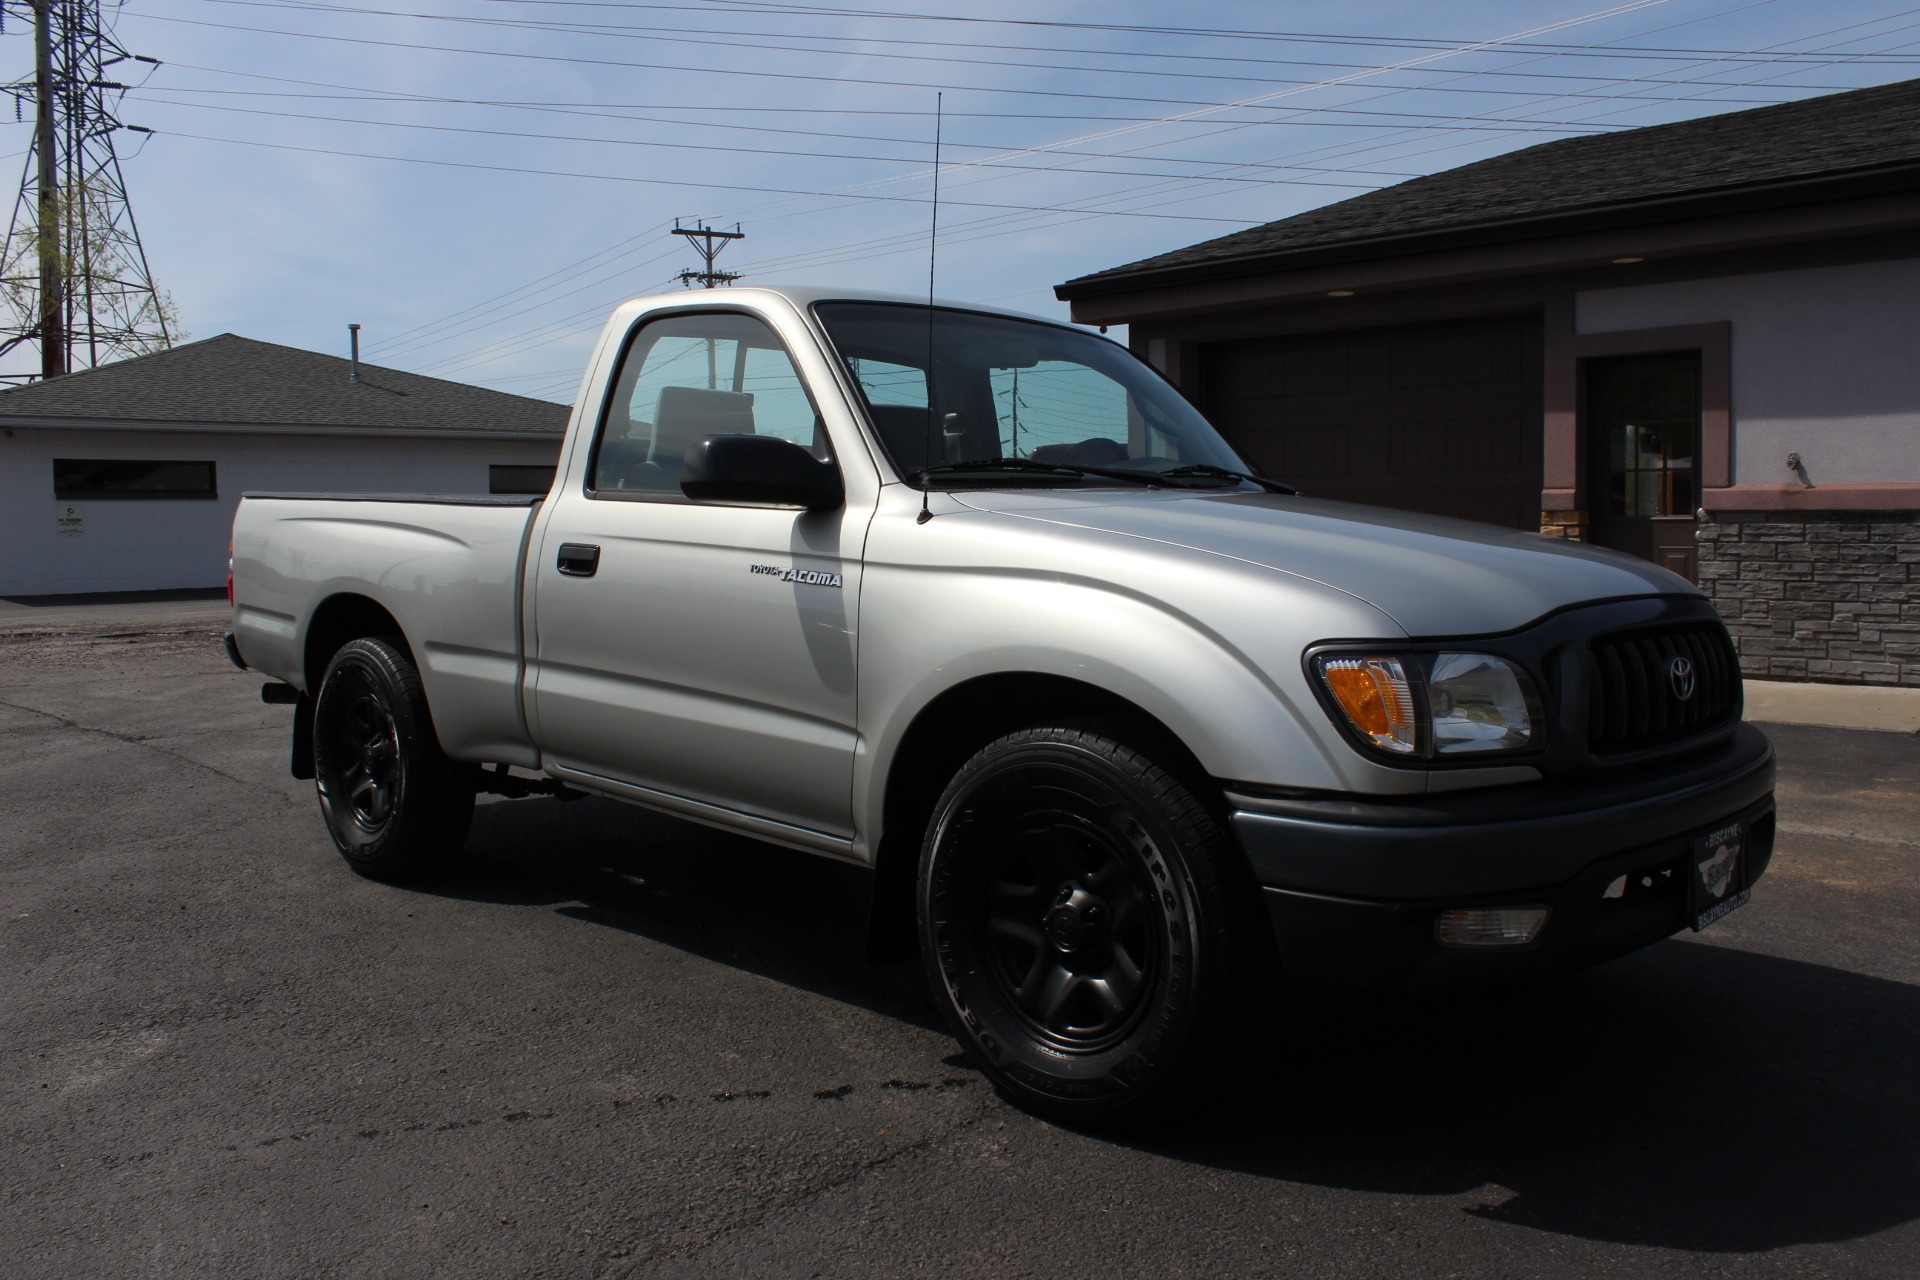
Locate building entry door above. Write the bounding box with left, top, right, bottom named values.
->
left=1586, top=353, right=1702, bottom=583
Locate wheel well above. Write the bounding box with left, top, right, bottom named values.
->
left=303, top=594, right=408, bottom=692
left=866, top=672, right=1216, bottom=963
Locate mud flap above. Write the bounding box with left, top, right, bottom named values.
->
left=291, top=693, right=315, bottom=780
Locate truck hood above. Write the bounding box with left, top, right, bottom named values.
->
left=952, top=489, right=1692, bottom=637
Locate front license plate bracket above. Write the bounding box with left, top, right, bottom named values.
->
left=1690, top=820, right=1749, bottom=931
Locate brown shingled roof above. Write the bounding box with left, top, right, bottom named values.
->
left=1058, top=76, right=1920, bottom=300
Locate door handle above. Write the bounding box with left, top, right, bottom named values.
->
left=556, top=543, right=600, bottom=577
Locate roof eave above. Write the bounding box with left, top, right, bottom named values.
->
left=0, top=415, right=565, bottom=440
left=1055, top=159, right=1920, bottom=302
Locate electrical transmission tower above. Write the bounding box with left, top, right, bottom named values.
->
left=672, top=219, right=743, bottom=288
left=0, top=0, right=172, bottom=380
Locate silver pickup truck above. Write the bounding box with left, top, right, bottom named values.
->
left=228, top=286, right=1774, bottom=1126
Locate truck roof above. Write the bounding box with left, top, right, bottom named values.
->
left=606, top=285, right=1077, bottom=329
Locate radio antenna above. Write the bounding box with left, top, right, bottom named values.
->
left=917, top=92, right=943, bottom=526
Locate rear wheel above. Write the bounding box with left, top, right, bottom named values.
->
left=312, top=637, right=474, bottom=881
left=917, top=724, right=1275, bottom=1128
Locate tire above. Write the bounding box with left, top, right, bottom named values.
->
left=916, top=724, right=1276, bottom=1128
left=311, top=636, right=475, bottom=881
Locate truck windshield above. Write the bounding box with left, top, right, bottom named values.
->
left=814, top=301, right=1263, bottom=490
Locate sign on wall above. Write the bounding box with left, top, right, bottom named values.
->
left=55, top=503, right=84, bottom=536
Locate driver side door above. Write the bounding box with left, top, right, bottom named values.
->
left=528, top=308, right=866, bottom=844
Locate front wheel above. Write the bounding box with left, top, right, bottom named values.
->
left=311, top=636, right=474, bottom=881
left=917, top=724, right=1275, bottom=1128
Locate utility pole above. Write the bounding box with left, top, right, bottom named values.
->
left=999, top=365, right=1027, bottom=456
left=1009, top=366, right=1023, bottom=455
left=672, top=219, right=744, bottom=289
left=0, top=0, right=172, bottom=379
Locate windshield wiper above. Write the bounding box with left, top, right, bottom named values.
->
left=1156, top=464, right=1296, bottom=494
left=913, top=458, right=1160, bottom=487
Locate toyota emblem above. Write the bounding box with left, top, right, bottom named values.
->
left=1669, top=655, right=1697, bottom=702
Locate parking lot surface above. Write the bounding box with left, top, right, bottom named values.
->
left=4, top=615, right=1918, bottom=1278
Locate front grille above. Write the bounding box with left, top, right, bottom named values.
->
left=1588, top=622, right=1739, bottom=755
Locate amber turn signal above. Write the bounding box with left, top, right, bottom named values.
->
left=1319, top=656, right=1417, bottom=754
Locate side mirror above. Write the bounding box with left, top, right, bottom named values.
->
left=680, top=434, right=844, bottom=511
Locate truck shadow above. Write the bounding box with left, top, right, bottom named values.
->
left=1129, top=943, right=1920, bottom=1254
left=434, top=792, right=1918, bottom=1256
left=439, top=793, right=941, bottom=1028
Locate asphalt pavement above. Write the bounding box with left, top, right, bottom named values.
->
left=3, top=612, right=1917, bottom=1278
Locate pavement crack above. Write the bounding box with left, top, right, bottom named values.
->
left=0, top=694, right=295, bottom=803
left=606, top=1111, right=986, bottom=1276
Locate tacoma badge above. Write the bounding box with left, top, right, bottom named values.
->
left=749, top=563, right=844, bottom=588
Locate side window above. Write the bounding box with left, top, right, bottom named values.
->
left=591, top=312, right=826, bottom=495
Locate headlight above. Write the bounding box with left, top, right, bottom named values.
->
left=1313, top=651, right=1541, bottom=762
left=1428, top=653, right=1537, bottom=755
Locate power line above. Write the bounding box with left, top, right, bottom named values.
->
left=138, top=0, right=1901, bottom=137
left=670, top=0, right=1920, bottom=65
left=127, top=79, right=1486, bottom=177
left=164, top=0, right=1903, bottom=100
left=127, top=6, right=1722, bottom=119
left=242, top=0, right=1920, bottom=62
left=145, top=128, right=1269, bottom=225
left=130, top=97, right=1403, bottom=188
left=140, top=53, right=1870, bottom=151
left=377, top=231, right=664, bottom=348
left=129, top=71, right=1675, bottom=137
left=376, top=244, right=682, bottom=361
left=115, top=61, right=1833, bottom=127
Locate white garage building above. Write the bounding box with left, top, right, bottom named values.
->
left=0, top=334, right=569, bottom=597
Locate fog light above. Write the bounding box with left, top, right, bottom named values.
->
left=1434, top=906, right=1550, bottom=948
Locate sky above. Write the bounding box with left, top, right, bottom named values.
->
left=2, top=0, right=1917, bottom=404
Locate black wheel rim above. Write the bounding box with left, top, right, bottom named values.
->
left=320, top=668, right=403, bottom=835
left=971, top=770, right=1163, bottom=1053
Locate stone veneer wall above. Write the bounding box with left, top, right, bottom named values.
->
left=1697, top=509, right=1920, bottom=686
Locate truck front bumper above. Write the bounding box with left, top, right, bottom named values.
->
left=1228, top=723, right=1776, bottom=989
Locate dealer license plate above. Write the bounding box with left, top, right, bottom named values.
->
left=1690, top=820, right=1749, bottom=931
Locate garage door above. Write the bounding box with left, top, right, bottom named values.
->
left=1198, top=317, right=1543, bottom=531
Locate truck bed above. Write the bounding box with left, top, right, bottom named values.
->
left=229, top=491, right=544, bottom=767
